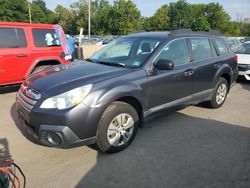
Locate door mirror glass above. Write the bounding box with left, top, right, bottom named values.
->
left=155, top=59, right=174, bottom=70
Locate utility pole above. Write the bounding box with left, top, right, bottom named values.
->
left=28, top=2, right=32, bottom=23
left=179, top=19, right=183, bottom=30
left=88, top=0, right=91, bottom=43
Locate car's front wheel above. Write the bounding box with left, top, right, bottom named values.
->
left=96, top=101, right=139, bottom=153
left=209, top=77, right=229, bottom=108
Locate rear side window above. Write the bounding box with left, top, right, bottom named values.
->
left=190, top=38, right=212, bottom=61
left=214, top=39, right=229, bottom=55
left=0, top=28, right=27, bottom=48
left=32, top=29, right=61, bottom=47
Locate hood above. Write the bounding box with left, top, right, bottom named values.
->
left=26, top=61, right=130, bottom=93
left=236, top=54, right=250, bottom=65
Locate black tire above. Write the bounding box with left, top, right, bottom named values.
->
left=31, top=65, right=51, bottom=74
left=209, top=77, right=229, bottom=109
left=96, top=101, right=139, bottom=153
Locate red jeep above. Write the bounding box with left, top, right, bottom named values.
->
left=0, top=22, right=72, bottom=86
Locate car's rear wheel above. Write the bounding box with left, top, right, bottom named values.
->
left=209, top=77, right=228, bottom=108
left=96, top=101, right=138, bottom=153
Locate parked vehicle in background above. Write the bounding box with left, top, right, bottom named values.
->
left=227, top=37, right=242, bottom=52
left=82, top=37, right=102, bottom=45
left=102, top=36, right=118, bottom=45
left=16, top=30, right=238, bottom=153
left=235, top=41, right=250, bottom=80
left=0, top=22, right=72, bottom=86
left=242, top=37, right=250, bottom=43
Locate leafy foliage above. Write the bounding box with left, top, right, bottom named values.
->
left=144, top=5, right=170, bottom=31
left=0, top=0, right=250, bottom=36
left=0, top=0, right=29, bottom=22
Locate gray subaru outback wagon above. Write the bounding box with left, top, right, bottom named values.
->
left=16, top=30, right=238, bottom=153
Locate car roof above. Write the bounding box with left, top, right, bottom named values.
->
left=127, top=29, right=222, bottom=40
left=128, top=31, right=170, bottom=39
left=0, top=21, right=58, bottom=28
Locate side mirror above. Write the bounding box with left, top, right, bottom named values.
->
left=155, top=59, right=174, bottom=70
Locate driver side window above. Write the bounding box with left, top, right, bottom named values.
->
left=155, top=38, right=189, bottom=66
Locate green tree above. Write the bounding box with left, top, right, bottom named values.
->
left=205, top=3, right=230, bottom=31
left=143, top=17, right=154, bottom=31
left=107, top=0, right=142, bottom=35
left=240, top=23, right=250, bottom=36
left=70, top=0, right=89, bottom=34
left=54, top=5, right=77, bottom=34
left=31, top=0, right=56, bottom=23
left=168, top=0, right=190, bottom=30
left=146, top=5, right=170, bottom=31
left=0, top=0, right=29, bottom=22
left=92, top=0, right=111, bottom=35
left=222, top=21, right=241, bottom=36
left=191, top=16, right=210, bottom=31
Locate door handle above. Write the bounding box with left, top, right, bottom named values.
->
left=16, top=54, right=27, bottom=58
left=184, top=69, right=194, bottom=76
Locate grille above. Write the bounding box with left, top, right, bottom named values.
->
left=16, top=84, right=41, bottom=111
left=238, top=64, right=249, bottom=71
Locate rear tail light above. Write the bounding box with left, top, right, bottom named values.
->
left=64, top=54, right=72, bottom=60
left=233, top=55, right=238, bottom=63
left=60, top=52, right=72, bottom=61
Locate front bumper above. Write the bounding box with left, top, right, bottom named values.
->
left=15, top=96, right=99, bottom=148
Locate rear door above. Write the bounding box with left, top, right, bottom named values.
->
left=147, top=38, right=195, bottom=110
left=188, top=37, right=218, bottom=99
left=0, top=27, right=29, bottom=85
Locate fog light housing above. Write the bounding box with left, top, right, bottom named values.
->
left=46, top=132, right=62, bottom=146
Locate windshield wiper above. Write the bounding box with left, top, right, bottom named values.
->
left=86, top=59, right=125, bottom=67
left=98, top=61, right=125, bottom=67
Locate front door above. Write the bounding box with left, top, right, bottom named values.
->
left=147, top=38, right=194, bottom=111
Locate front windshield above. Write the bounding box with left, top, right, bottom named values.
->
left=236, top=43, right=250, bottom=54
left=89, top=37, right=162, bottom=68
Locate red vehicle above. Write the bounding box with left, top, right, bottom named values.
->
left=0, top=22, right=72, bottom=86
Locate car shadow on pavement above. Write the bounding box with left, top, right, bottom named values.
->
left=237, top=79, right=250, bottom=91
left=76, top=111, right=250, bottom=188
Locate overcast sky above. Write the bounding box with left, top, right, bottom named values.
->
left=43, top=0, right=250, bottom=20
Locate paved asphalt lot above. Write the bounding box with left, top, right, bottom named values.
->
left=0, top=81, right=250, bottom=188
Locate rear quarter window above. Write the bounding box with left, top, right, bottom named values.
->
left=214, top=39, right=229, bottom=55
left=0, top=27, right=27, bottom=48
left=32, top=29, right=61, bottom=47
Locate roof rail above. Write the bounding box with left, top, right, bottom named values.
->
left=169, top=29, right=221, bottom=36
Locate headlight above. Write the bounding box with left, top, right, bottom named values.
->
left=40, top=84, right=93, bottom=110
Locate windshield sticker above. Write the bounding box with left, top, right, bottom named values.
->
left=132, top=61, right=141, bottom=67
